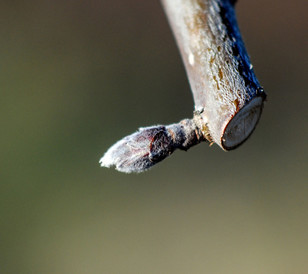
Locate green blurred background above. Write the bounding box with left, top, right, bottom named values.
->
left=1, top=0, right=307, bottom=273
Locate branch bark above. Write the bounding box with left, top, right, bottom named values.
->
left=100, top=0, right=266, bottom=173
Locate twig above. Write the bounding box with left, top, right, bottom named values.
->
left=100, top=0, right=266, bottom=173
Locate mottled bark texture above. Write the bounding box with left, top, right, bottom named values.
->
left=100, top=0, right=266, bottom=173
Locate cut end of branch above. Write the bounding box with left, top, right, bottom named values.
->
left=221, top=95, right=265, bottom=150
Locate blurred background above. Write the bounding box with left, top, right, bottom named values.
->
left=1, top=0, right=307, bottom=273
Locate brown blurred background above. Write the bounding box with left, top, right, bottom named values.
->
left=1, top=1, right=307, bottom=273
